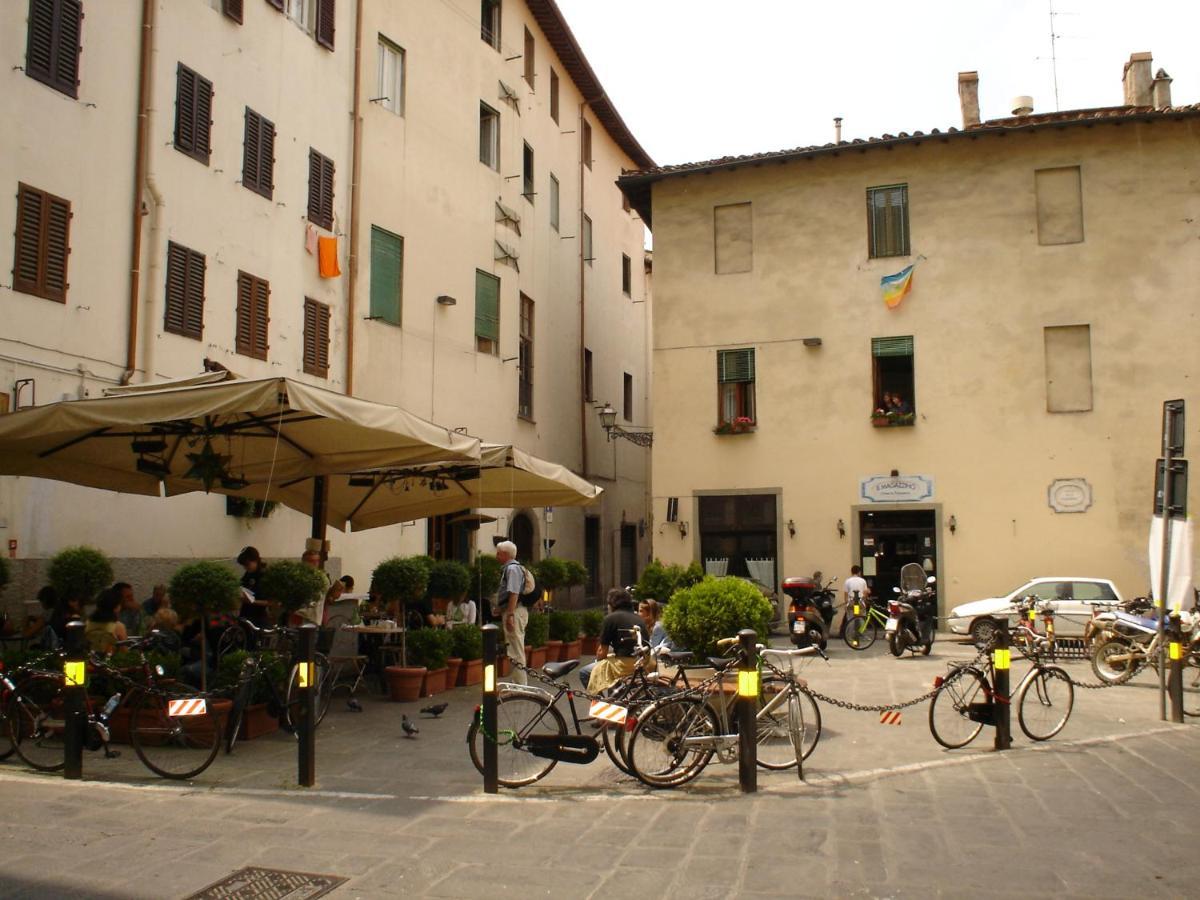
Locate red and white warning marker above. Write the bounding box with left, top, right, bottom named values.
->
left=588, top=700, right=628, bottom=726
left=879, top=710, right=902, bottom=726
left=167, top=698, right=208, bottom=717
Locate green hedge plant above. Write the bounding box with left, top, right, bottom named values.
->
left=532, top=557, right=568, bottom=592
left=48, top=546, right=113, bottom=605
left=428, top=559, right=470, bottom=600
left=633, top=559, right=704, bottom=603
left=258, top=560, right=326, bottom=614
left=661, top=576, right=774, bottom=658
left=407, top=627, right=453, bottom=671
left=469, top=554, right=504, bottom=605
left=217, top=650, right=285, bottom=705
left=525, top=611, right=549, bottom=648
left=372, top=557, right=429, bottom=605
left=449, top=623, right=483, bottom=661
left=579, top=608, right=604, bottom=638
left=547, top=610, right=581, bottom=643
left=168, top=560, right=241, bottom=623
left=562, top=560, right=588, bottom=588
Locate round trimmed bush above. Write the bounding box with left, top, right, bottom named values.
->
left=532, top=557, right=568, bottom=592
left=661, top=576, right=774, bottom=658
left=633, top=559, right=704, bottom=603
left=258, top=560, right=327, bottom=614
left=547, top=610, right=581, bottom=643
left=372, top=557, right=429, bottom=604
left=168, top=560, right=241, bottom=622
left=469, top=554, right=504, bottom=604
left=48, top=546, right=113, bottom=605
left=562, top=560, right=588, bottom=588
left=579, top=608, right=604, bottom=638
left=450, top=623, right=483, bottom=661
left=428, top=559, right=470, bottom=600
left=407, top=627, right=453, bottom=671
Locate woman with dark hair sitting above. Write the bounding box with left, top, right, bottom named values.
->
left=85, top=589, right=127, bottom=655
left=584, top=588, right=648, bottom=696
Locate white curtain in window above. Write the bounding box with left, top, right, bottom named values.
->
left=745, top=557, right=776, bottom=589
left=705, top=558, right=729, bottom=576
left=377, top=40, right=404, bottom=115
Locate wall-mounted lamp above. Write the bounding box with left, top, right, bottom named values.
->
left=436, top=294, right=457, bottom=306
left=802, top=337, right=822, bottom=348
left=787, top=519, right=796, bottom=538
left=836, top=518, right=846, bottom=539
left=598, top=401, right=653, bottom=447
left=678, top=521, right=689, bottom=538
left=948, top=515, right=957, bottom=534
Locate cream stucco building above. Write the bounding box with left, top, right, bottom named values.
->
left=619, top=54, right=1199, bottom=613
left=0, top=0, right=651, bottom=607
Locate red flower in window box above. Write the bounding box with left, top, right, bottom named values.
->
left=713, top=416, right=756, bottom=435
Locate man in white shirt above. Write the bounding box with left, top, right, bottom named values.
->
left=841, top=565, right=871, bottom=634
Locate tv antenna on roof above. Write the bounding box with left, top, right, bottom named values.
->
left=1048, top=0, right=1061, bottom=111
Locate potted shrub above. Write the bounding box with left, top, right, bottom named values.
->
left=216, top=649, right=284, bottom=739
left=661, top=576, right=774, bottom=659
left=168, top=560, right=241, bottom=691
left=531, top=557, right=568, bottom=608
left=633, top=559, right=704, bottom=604
left=258, top=560, right=326, bottom=618
left=407, top=627, right=453, bottom=696
left=428, top=559, right=470, bottom=622
left=450, top=623, right=484, bottom=685
left=549, top=610, right=582, bottom=660
left=579, top=608, right=603, bottom=656
left=562, top=560, right=588, bottom=606
left=48, top=545, right=113, bottom=608
left=469, top=553, right=503, bottom=615
left=525, top=611, right=550, bottom=667
left=373, top=556, right=429, bottom=672
left=384, top=663, right=426, bottom=702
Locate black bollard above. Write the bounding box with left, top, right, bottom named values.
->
left=992, top=626, right=1012, bottom=751
left=482, top=624, right=499, bottom=794
left=62, top=619, right=87, bottom=780
left=295, top=624, right=317, bottom=787
left=737, top=628, right=758, bottom=794
left=1167, top=612, right=1184, bottom=724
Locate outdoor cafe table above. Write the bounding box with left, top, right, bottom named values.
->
left=341, top=623, right=406, bottom=691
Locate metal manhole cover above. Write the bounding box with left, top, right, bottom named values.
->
left=183, top=866, right=347, bottom=900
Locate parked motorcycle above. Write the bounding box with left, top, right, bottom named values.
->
left=886, top=563, right=937, bottom=657
left=1090, top=603, right=1199, bottom=684
left=783, top=573, right=838, bottom=650
left=1083, top=595, right=1154, bottom=651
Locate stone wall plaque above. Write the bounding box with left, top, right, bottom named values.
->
left=1048, top=478, right=1092, bottom=513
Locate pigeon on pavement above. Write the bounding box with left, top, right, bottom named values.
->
left=420, top=702, right=449, bottom=718
left=347, top=697, right=363, bottom=712
left=401, top=714, right=419, bottom=738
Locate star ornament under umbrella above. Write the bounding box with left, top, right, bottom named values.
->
left=184, top=439, right=232, bottom=492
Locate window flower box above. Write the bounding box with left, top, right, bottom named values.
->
left=870, top=409, right=915, bottom=428
left=713, top=417, right=756, bottom=435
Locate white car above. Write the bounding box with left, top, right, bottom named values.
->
left=946, top=577, right=1124, bottom=645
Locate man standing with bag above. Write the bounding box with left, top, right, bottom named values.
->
left=494, top=541, right=529, bottom=685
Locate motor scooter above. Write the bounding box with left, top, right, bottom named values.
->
left=885, top=563, right=936, bottom=656
left=783, top=574, right=837, bottom=650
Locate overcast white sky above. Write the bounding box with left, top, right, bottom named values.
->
left=555, top=0, right=1200, bottom=168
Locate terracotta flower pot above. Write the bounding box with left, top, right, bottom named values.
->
left=580, top=636, right=600, bottom=656
left=560, top=639, right=582, bottom=660
left=528, top=645, right=547, bottom=668
left=458, top=658, right=483, bottom=686
left=543, top=640, right=563, bottom=663
left=498, top=655, right=511, bottom=677
left=445, top=657, right=463, bottom=687
left=238, top=702, right=280, bottom=740
left=385, top=665, right=427, bottom=702
left=422, top=667, right=448, bottom=696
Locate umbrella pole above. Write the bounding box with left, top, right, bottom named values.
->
left=200, top=626, right=207, bottom=693
left=311, top=475, right=329, bottom=564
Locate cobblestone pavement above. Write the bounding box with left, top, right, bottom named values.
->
left=1, top=641, right=1197, bottom=898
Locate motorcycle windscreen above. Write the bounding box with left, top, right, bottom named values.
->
left=900, top=562, right=927, bottom=593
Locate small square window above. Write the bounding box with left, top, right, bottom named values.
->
left=377, top=37, right=405, bottom=116
left=621, top=254, right=632, bottom=296
left=522, top=143, right=534, bottom=202
left=481, top=0, right=500, bottom=49
left=479, top=102, right=500, bottom=170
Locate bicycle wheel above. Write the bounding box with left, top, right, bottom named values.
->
left=928, top=666, right=988, bottom=750
left=756, top=680, right=804, bottom=770
left=130, top=690, right=222, bottom=779
left=467, top=692, right=566, bottom=788
left=1091, top=639, right=1139, bottom=685
left=224, top=676, right=254, bottom=753
left=626, top=695, right=717, bottom=789
left=216, top=625, right=247, bottom=660
left=6, top=676, right=68, bottom=772
left=843, top=615, right=878, bottom=650
left=0, top=674, right=29, bottom=761
left=795, top=686, right=822, bottom=761
left=1017, top=665, right=1074, bottom=741
left=282, top=655, right=335, bottom=730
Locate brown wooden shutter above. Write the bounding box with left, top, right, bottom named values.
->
left=303, top=298, right=330, bottom=377
left=25, top=0, right=55, bottom=85
left=164, top=242, right=205, bottom=339
left=321, top=155, right=334, bottom=227
left=252, top=277, right=270, bottom=359
left=13, top=185, right=44, bottom=295
left=243, top=109, right=260, bottom=192
left=42, top=194, right=70, bottom=302
left=183, top=249, right=205, bottom=338
left=316, top=0, right=335, bottom=50
left=12, top=184, right=70, bottom=303
left=307, top=150, right=334, bottom=230
left=260, top=116, right=275, bottom=196
left=223, top=0, right=244, bottom=23
left=54, top=0, right=82, bottom=95
left=175, top=65, right=195, bottom=154
left=194, top=72, right=213, bottom=165
left=25, top=0, right=80, bottom=98
left=236, top=271, right=255, bottom=357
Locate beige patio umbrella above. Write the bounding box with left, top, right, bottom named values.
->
left=253, top=443, right=603, bottom=532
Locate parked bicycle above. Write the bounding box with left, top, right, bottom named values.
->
left=928, top=621, right=1073, bottom=749
left=842, top=593, right=890, bottom=650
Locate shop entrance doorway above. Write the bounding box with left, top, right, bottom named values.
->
left=857, top=509, right=937, bottom=600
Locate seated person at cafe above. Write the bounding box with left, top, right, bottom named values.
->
left=142, top=583, right=168, bottom=618
left=149, top=607, right=183, bottom=655
left=85, top=589, right=128, bottom=654
left=115, top=582, right=145, bottom=637
left=445, top=594, right=477, bottom=628
left=584, top=588, right=648, bottom=696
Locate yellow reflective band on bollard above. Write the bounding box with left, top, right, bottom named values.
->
left=297, top=662, right=314, bottom=689
left=63, top=660, right=86, bottom=687
left=1169, top=642, right=1182, bottom=661
left=483, top=664, right=495, bottom=693
left=1028, top=609, right=1036, bottom=622
left=993, top=649, right=1011, bottom=670
left=737, top=670, right=759, bottom=698
left=853, top=605, right=860, bottom=616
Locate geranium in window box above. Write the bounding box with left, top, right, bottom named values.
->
left=713, top=416, right=756, bottom=435
left=870, top=410, right=916, bottom=428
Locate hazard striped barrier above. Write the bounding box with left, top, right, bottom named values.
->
left=588, top=700, right=628, bottom=725
left=167, top=698, right=208, bottom=717
left=879, top=710, right=902, bottom=726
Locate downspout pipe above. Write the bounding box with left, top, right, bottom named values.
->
left=578, top=92, right=605, bottom=477
left=123, top=0, right=156, bottom=385
left=345, top=0, right=365, bottom=396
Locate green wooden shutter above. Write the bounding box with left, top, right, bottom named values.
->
left=871, top=336, right=914, bottom=358
left=369, top=226, right=402, bottom=325
left=717, top=348, right=755, bottom=383
left=475, top=270, right=500, bottom=344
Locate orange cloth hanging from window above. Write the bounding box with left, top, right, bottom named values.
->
left=318, top=236, right=341, bottom=278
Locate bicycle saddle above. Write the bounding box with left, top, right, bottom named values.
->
left=543, top=659, right=580, bottom=679
left=707, top=656, right=738, bottom=671
left=660, top=650, right=694, bottom=663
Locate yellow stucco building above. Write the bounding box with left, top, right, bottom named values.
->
left=620, top=54, right=1199, bottom=611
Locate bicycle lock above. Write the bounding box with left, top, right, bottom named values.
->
left=992, top=627, right=1012, bottom=751
left=295, top=624, right=317, bottom=787
left=1167, top=612, right=1184, bottom=724
left=737, top=629, right=758, bottom=794
left=482, top=624, right=499, bottom=794
left=62, top=619, right=87, bottom=780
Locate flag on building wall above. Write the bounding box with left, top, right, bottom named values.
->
left=881, top=265, right=914, bottom=309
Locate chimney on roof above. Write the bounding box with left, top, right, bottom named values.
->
left=834, top=117, right=843, bottom=142
left=1152, top=68, right=1173, bottom=110
left=958, top=71, right=980, bottom=128
left=1011, top=96, right=1034, bottom=116
left=1123, top=52, right=1153, bottom=106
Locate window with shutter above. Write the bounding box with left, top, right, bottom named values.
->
left=582, top=215, right=593, bottom=265
left=479, top=102, right=499, bottom=170
left=236, top=271, right=270, bottom=361
left=549, top=174, right=559, bottom=232
left=25, top=0, right=81, bottom=98
left=870, top=335, right=915, bottom=422
left=164, top=242, right=206, bottom=340
left=518, top=294, right=533, bottom=418
left=549, top=68, right=559, bottom=123
left=474, top=270, right=500, bottom=355
left=716, top=348, right=756, bottom=426
left=523, top=27, right=534, bottom=86
left=522, top=143, right=534, bottom=202
left=303, top=298, right=331, bottom=377
left=315, top=0, right=335, bottom=49
left=267, top=0, right=284, bottom=10
left=13, top=183, right=71, bottom=303
left=243, top=108, right=275, bottom=199
left=175, top=64, right=213, bottom=165
left=377, top=37, right=405, bottom=116
left=481, top=0, right=500, bottom=49
left=584, top=348, right=593, bottom=401
left=866, top=184, right=910, bottom=259
left=223, top=0, right=244, bottom=23
left=623, top=373, right=633, bottom=422
left=307, top=149, right=334, bottom=230
left=368, top=225, right=403, bottom=325
left=581, top=119, right=592, bottom=170
left=622, top=254, right=632, bottom=296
